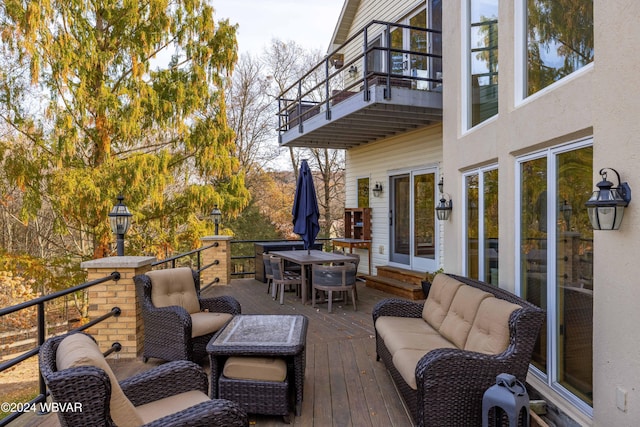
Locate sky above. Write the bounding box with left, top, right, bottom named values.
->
left=213, top=0, right=346, bottom=57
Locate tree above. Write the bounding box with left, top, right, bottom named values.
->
left=0, top=0, right=250, bottom=259
left=262, top=39, right=346, bottom=238
left=225, top=53, right=279, bottom=177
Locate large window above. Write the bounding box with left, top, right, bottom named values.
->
left=468, top=0, right=498, bottom=127
left=517, top=140, right=593, bottom=413
left=464, top=166, right=499, bottom=284
left=525, top=0, right=594, bottom=96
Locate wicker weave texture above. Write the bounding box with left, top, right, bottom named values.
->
left=134, top=270, right=241, bottom=362
left=219, top=376, right=290, bottom=416
left=372, top=274, right=545, bottom=427
left=39, top=332, right=249, bottom=427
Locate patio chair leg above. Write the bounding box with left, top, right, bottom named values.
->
left=351, top=288, right=357, bottom=311
left=279, top=284, right=285, bottom=305
left=327, top=290, right=333, bottom=313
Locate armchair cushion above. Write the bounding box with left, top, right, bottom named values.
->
left=56, top=333, right=144, bottom=427
left=374, top=316, right=440, bottom=341
left=136, top=390, right=210, bottom=424
left=148, top=267, right=200, bottom=314
left=191, top=312, right=233, bottom=338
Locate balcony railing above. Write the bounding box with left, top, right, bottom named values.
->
left=277, top=20, right=443, bottom=148
left=0, top=272, right=122, bottom=426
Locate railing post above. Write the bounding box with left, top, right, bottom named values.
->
left=363, top=26, right=370, bottom=101
left=297, top=81, right=303, bottom=133
left=200, top=236, right=233, bottom=286
left=81, top=256, right=155, bottom=358
left=325, top=57, right=331, bottom=120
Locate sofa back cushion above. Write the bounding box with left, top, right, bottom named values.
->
left=465, top=297, right=521, bottom=354
left=148, top=267, right=200, bottom=314
left=438, top=285, right=493, bottom=348
left=56, top=333, right=143, bottom=427
left=422, top=274, right=463, bottom=329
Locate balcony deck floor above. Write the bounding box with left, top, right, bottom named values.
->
left=18, top=278, right=415, bottom=427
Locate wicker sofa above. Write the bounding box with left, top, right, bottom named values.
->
left=372, top=273, right=544, bottom=427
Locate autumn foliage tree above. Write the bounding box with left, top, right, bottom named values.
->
left=0, top=0, right=249, bottom=259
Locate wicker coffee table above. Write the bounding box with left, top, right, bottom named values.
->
left=207, top=314, right=308, bottom=416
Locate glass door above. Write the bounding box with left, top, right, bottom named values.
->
left=390, top=169, right=438, bottom=271
left=389, top=8, right=428, bottom=77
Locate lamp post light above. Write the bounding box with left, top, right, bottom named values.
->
left=108, top=195, right=132, bottom=256
left=211, top=205, right=222, bottom=235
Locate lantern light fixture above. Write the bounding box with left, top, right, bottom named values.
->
left=108, top=195, right=132, bottom=256
left=585, top=168, right=631, bottom=230
left=211, top=204, right=222, bottom=235
left=436, top=176, right=453, bottom=221
left=372, top=182, right=383, bottom=197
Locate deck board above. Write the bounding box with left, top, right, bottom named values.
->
left=16, top=278, right=415, bottom=427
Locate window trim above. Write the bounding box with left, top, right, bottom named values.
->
left=515, top=137, right=594, bottom=418
left=462, top=164, right=499, bottom=281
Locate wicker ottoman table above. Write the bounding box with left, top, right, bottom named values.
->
left=207, top=314, right=308, bottom=417
left=219, top=356, right=290, bottom=420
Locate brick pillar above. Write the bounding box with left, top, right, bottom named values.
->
left=81, top=256, right=156, bottom=358
left=200, top=236, right=233, bottom=286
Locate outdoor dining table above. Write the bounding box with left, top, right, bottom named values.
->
left=269, top=249, right=357, bottom=305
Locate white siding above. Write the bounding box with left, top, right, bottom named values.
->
left=345, top=124, right=443, bottom=273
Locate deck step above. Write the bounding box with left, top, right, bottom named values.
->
left=363, top=275, right=424, bottom=300
left=375, top=265, right=429, bottom=287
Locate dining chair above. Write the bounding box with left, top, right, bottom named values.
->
left=262, top=253, right=274, bottom=295
left=311, top=263, right=357, bottom=313
left=270, top=255, right=302, bottom=305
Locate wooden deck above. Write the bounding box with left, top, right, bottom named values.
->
left=18, top=278, right=415, bottom=427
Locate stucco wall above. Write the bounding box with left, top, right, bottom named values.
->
left=441, top=0, right=640, bottom=425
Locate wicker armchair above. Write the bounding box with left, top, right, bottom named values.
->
left=39, top=332, right=248, bottom=427
left=134, top=267, right=241, bottom=363
left=372, top=274, right=544, bottom=427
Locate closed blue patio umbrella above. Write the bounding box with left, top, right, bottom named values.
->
left=292, top=159, right=320, bottom=254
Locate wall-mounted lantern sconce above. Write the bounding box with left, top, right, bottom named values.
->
left=210, top=204, right=222, bottom=235
left=372, top=182, right=383, bottom=197
left=108, top=195, right=132, bottom=256
left=436, top=176, right=453, bottom=221
left=348, top=65, right=358, bottom=78
left=585, top=168, right=631, bottom=230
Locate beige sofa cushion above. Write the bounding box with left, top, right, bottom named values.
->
left=190, top=311, right=233, bottom=338
left=465, top=297, right=521, bottom=354
left=223, top=356, right=287, bottom=382
left=375, top=316, right=441, bottom=342
left=56, top=334, right=144, bottom=427
left=438, top=285, right=493, bottom=348
left=148, top=267, right=200, bottom=314
left=384, top=330, right=456, bottom=357
left=422, top=274, right=463, bottom=329
left=136, top=390, right=210, bottom=424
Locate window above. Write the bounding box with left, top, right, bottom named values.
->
left=517, top=140, right=593, bottom=413
left=468, top=0, right=498, bottom=127
left=524, top=0, right=594, bottom=96
left=357, top=177, right=370, bottom=208
left=463, top=166, right=499, bottom=284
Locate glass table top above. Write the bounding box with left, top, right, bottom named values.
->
left=213, top=315, right=305, bottom=347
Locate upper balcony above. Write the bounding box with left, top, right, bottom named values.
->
left=277, top=20, right=443, bottom=149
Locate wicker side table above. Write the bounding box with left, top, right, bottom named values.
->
left=207, top=315, right=308, bottom=417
